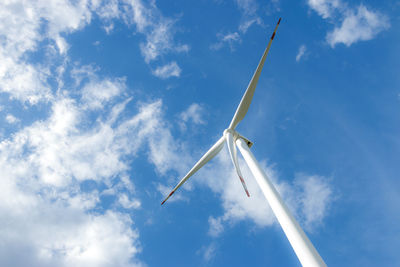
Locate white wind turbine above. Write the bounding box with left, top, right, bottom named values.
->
left=161, top=18, right=326, bottom=267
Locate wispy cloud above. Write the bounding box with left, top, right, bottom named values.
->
left=123, top=0, right=189, bottom=63
left=211, top=32, right=241, bottom=51
left=235, top=0, right=262, bottom=33
left=296, top=44, right=307, bottom=62
left=5, top=114, right=19, bottom=124
left=307, top=0, right=342, bottom=19
left=294, top=174, right=334, bottom=231
left=152, top=61, right=182, bottom=79
left=211, top=0, right=263, bottom=51
left=178, top=103, right=206, bottom=131
left=197, top=242, right=218, bottom=262
left=118, top=193, right=141, bottom=209
left=208, top=216, right=224, bottom=237
left=307, top=0, right=390, bottom=47
left=81, top=77, right=126, bottom=109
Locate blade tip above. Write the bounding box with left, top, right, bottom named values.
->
left=161, top=190, right=175, bottom=205
left=278, top=17, right=281, bottom=24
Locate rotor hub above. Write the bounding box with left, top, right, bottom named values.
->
left=224, top=129, right=243, bottom=143
left=223, top=128, right=238, bottom=139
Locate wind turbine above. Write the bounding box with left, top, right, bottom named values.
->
left=161, top=18, right=326, bottom=267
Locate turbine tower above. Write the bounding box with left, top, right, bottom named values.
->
left=161, top=18, right=326, bottom=267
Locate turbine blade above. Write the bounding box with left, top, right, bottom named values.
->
left=226, top=132, right=250, bottom=197
left=161, top=135, right=226, bottom=205
left=228, top=18, right=281, bottom=130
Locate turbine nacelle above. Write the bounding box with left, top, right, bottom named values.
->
left=223, top=129, right=253, bottom=148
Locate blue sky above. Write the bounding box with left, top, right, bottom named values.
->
left=0, top=0, right=399, bottom=266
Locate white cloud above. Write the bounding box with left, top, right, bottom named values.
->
left=0, top=1, right=193, bottom=265
left=307, top=0, right=342, bottom=19
left=296, top=45, right=307, bottom=62
left=211, top=32, right=241, bottom=51
left=146, top=114, right=192, bottom=176
left=0, top=51, right=52, bottom=104
left=0, top=95, right=177, bottom=266
left=123, top=0, right=189, bottom=63
left=94, top=0, right=121, bottom=21
left=81, top=77, right=126, bottom=109
left=0, top=0, right=92, bottom=104
left=0, top=198, right=142, bottom=267
left=307, top=1, right=390, bottom=47
left=0, top=0, right=185, bottom=62
left=208, top=216, right=224, bottom=237
left=40, top=0, right=92, bottom=37
left=294, top=174, right=333, bottom=230
left=5, top=114, right=19, bottom=124
left=238, top=17, right=262, bottom=33
left=178, top=103, right=206, bottom=131
left=0, top=84, right=138, bottom=186
left=0, top=69, right=176, bottom=265
left=326, top=5, right=390, bottom=47
left=0, top=0, right=92, bottom=58
left=152, top=61, right=182, bottom=79
left=200, top=151, right=278, bottom=228
left=55, top=35, right=69, bottom=54
left=235, top=0, right=262, bottom=33
left=222, top=32, right=241, bottom=43
left=157, top=183, right=188, bottom=203
left=0, top=0, right=187, bottom=104
left=202, top=242, right=217, bottom=262
left=235, top=0, right=258, bottom=15
left=118, top=194, right=141, bottom=209
left=211, top=0, right=263, bottom=51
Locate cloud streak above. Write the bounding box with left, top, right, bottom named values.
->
left=296, top=45, right=307, bottom=62
left=211, top=32, right=241, bottom=51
